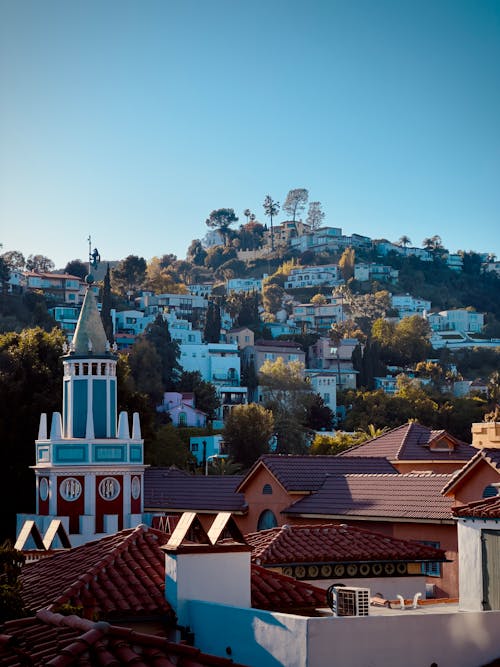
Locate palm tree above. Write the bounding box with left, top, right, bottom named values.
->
left=398, top=235, right=411, bottom=248
left=355, top=424, right=389, bottom=443
left=263, top=195, right=280, bottom=251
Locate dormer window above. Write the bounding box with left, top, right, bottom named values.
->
left=262, top=484, right=273, bottom=495
left=430, top=437, right=453, bottom=452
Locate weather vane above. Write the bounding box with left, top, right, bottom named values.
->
left=86, top=236, right=101, bottom=284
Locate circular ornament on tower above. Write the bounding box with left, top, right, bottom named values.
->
left=39, top=478, right=49, bottom=502
left=131, top=476, right=141, bottom=500
left=99, top=477, right=120, bottom=501
left=59, top=477, right=82, bottom=501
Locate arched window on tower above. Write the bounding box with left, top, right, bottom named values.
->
left=483, top=485, right=499, bottom=498
left=257, top=509, right=278, bottom=531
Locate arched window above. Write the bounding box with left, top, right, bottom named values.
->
left=257, top=510, right=278, bottom=531
left=262, top=484, right=273, bottom=495
left=178, top=412, right=187, bottom=427
left=483, top=485, right=499, bottom=498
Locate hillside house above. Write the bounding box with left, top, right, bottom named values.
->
left=284, top=264, right=341, bottom=290
left=158, top=392, right=208, bottom=428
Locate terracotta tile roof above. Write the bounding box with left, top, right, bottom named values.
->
left=21, top=525, right=171, bottom=620
left=452, top=496, right=500, bottom=518
left=283, top=473, right=454, bottom=521
left=245, top=523, right=447, bottom=565
left=338, top=423, right=475, bottom=461
left=250, top=564, right=326, bottom=612
left=144, top=467, right=247, bottom=512
left=20, top=523, right=312, bottom=617
left=0, top=609, right=248, bottom=666
left=442, top=448, right=500, bottom=494
left=238, top=455, right=397, bottom=493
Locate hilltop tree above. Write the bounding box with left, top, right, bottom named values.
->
left=205, top=208, right=238, bottom=246
left=1, top=251, right=25, bottom=271
left=186, top=239, right=207, bottom=266
left=398, top=236, right=411, bottom=248
left=223, top=403, right=274, bottom=468
left=26, top=254, right=54, bottom=273
left=64, top=259, right=88, bottom=279
left=306, top=201, right=325, bottom=230
left=263, top=195, right=280, bottom=251
left=112, top=255, right=147, bottom=298
left=283, top=188, right=308, bottom=222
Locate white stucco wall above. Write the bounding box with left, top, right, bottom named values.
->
left=188, top=601, right=308, bottom=667
left=165, top=551, right=251, bottom=626
left=187, top=600, right=500, bottom=667
left=457, top=517, right=500, bottom=612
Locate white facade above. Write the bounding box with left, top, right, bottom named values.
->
left=391, top=294, right=431, bottom=318
left=179, top=342, right=241, bottom=386
left=114, top=310, right=155, bottom=336
left=292, top=301, right=344, bottom=333
left=284, top=264, right=341, bottom=290
left=354, top=263, right=399, bottom=284
left=226, top=277, right=263, bottom=293
left=306, top=371, right=337, bottom=415
left=427, top=309, right=484, bottom=333
left=187, top=283, right=213, bottom=298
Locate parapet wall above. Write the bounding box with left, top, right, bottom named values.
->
left=472, top=421, right=500, bottom=449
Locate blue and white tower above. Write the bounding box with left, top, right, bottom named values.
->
left=16, top=247, right=146, bottom=548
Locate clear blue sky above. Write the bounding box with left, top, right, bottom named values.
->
left=1, top=0, right=499, bottom=268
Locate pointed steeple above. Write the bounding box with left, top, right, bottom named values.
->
left=71, top=284, right=109, bottom=356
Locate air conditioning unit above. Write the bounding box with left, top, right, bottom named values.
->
left=327, top=585, right=370, bottom=617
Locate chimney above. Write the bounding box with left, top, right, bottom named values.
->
left=161, top=512, right=252, bottom=627
left=471, top=421, right=500, bottom=449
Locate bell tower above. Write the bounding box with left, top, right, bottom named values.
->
left=16, top=243, right=146, bottom=547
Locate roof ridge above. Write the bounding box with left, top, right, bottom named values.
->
left=396, top=422, right=418, bottom=458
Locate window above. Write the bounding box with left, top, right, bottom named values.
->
left=257, top=510, right=278, bottom=531
left=191, top=443, right=199, bottom=452
left=483, top=485, right=499, bottom=498
left=419, top=541, right=441, bottom=577
left=262, top=484, right=273, bottom=495
left=324, top=393, right=330, bottom=403
left=178, top=412, right=187, bottom=427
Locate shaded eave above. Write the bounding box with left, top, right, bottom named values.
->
left=281, top=511, right=455, bottom=525
left=144, top=506, right=248, bottom=515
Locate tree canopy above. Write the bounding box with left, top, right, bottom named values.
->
left=283, top=188, right=308, bottom=222
left=223, top=403, right=274, bottom=468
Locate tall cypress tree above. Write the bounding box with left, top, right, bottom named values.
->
left=203, top=300, right=221, bottom=343
left=145, top=314, right=181, bottom=390
left=100, top=264, right=114, bottom=345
